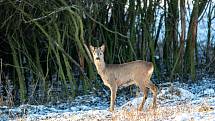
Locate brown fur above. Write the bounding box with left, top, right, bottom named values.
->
left=89, top=44, right=158, bottom=112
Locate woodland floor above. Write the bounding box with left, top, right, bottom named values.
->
left=0, top=78, right=215, bottom=121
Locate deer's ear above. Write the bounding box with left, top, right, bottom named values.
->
left=89, top=45, right=94, bottom=52
left=101, top=44, right=105, bottom=52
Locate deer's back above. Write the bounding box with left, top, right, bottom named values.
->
left=104, top=60, right=153, bottom=87
left=106, top=60, right=153, bottom=72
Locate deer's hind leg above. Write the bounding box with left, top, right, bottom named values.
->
left=148, top=82, right=158, bottom=109
left=138, top=86, right=149, bottom=111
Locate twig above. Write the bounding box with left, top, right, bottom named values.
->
left=83, top=43, right=93, bottom=62
left=53, top=41, right=91, bottom=82
left=204, top=56, right=215, bottom=70
left=24, top=6, right=79, bottom=23
left=25, top=5, right=129, bottom=39
left=85, top=13, right=129, bottom=39
left=0, top=58, right=2, bottom=85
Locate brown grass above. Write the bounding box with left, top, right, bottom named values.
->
left=111, top=100, right=214, bottom=121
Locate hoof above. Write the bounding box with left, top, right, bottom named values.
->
left=138, top=106, right=143, bottom=111
left=151, top=104, right=157, bottom=109
left=109, top=108, right=114, bottom=112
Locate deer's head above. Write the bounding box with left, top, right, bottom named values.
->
left=90, top=44, right=105, bottom=63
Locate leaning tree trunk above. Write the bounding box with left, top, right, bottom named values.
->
left=184, top=0, right=207, bottom=81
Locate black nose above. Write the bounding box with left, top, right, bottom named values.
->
left=96, top=57, right=100, bottom=60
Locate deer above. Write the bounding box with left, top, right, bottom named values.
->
left=88, top=44, right=158, bottom=112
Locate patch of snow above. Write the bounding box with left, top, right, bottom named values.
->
left=204, top=88, right=215, bottom=96
left=120, top=97, right=152, bottom=111
left=178, top=88, right=196, bottom=100
left=174, top=113, right=192, bottom=121
left=158, top=87, right=195, bottom=103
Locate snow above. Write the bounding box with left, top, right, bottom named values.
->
left=174, top=113, right=192, bottom=121
left=0, top=79, right=215, bottom=121
left=204, top=89, right=215, bottom=96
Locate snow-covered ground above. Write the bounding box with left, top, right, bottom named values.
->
left=0, top=78, right=215, bottom=121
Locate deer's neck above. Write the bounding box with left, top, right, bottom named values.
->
left=94, top=60, right=106, bottom=75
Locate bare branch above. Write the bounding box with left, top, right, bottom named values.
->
left=85, top=13, right=129, bottom=39
left=25, top=6, right=79, bottom=23
left=83, top=43, right=93, bottom=63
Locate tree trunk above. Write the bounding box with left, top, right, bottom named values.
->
left=184, top=0, right=207, bottom=80
left=179, top=0, right=185, bottom=74
left=206, top=0, right=213, bottom=64
left=163, top=0, right=179, bottom=76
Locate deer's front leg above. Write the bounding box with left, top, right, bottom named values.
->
left=109, top=84, right=117, bottom=112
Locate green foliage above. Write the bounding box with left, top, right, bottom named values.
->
left=0, top=0, right=213, bottom=104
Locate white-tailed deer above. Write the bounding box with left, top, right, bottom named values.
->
left=89, top=44, right=158, bottom=112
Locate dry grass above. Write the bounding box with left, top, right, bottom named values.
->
left=112, top=103, right=193, bottom=121
left=111, top=101, right=214, bottom=121
left=198, top=104, right=214, bottom=112
left=6, top=99, right=215, bottom=121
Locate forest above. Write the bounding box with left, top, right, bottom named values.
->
left=0, top=0, right=215, bottom=120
